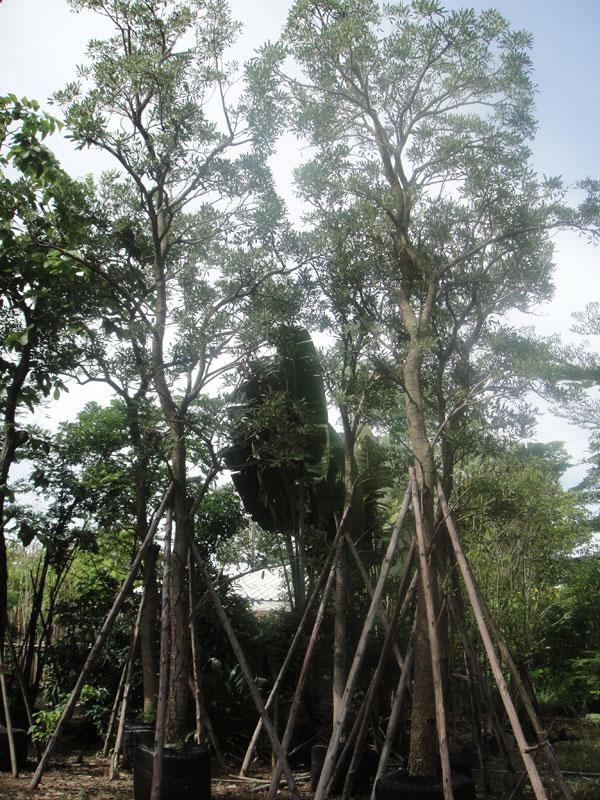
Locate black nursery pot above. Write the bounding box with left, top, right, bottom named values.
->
left=122, top=723, right=155, bottom=770
left=311, top=743, right=379, bottom=795
left=375, top=769, right=476, bottom=800
left=0, top=725, right=28, bottom=772
left=133, top=740, right=211, bottom=800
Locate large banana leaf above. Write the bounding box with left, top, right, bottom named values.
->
left=223, top=326, right=330, bottom=534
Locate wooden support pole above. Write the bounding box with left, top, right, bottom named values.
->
left=110, top=580, right=149, bottom=780
left=189, top=539, right=300, bottom=800
left=340, top=565, right=418, bottom=800
left=410, top=468, right=454, bottom=800
left=239, top=518, right=347, bottom=777
left=313, top=484, right=412, bottom=800
left=446, top=589, right=492, bottom=795
left=150, top=507, right=172, bottom=800
left=448, top=578, right=517, bottom=777
left=0, top=648, right=18, bottom=776
left=265, top=552, right=338, bottom=800
left=30, top=483, right=173, bottom=790
left=188, top=553, right=205, bottom=747
left=437, top=482, right=549, bottom=800
left=5, top=630, right=37, bottom=757
left=344, top=529, right=407, bottom=670
left=103, top=658, right=129, bottom=759
left=371, top=620, right=416, bottom=800
left=468, top=575, right=573, bottom=800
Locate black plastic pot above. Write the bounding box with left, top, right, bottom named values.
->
left=0, top=726, right=28, bottom=772
left=375, top=769, right=476, bottom=800
left=311, top=743, right=379, bottom=795
left=133, top=741, right=211, bottom=800
left=122, top=723, right=155, bottom=770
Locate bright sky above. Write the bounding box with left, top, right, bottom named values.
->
left=1, top=0, right=600, bottom=487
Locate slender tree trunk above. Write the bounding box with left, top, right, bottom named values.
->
left=332, top=426, right=356, bottom=723
left=332, top=539, right=347, bottom=723
left=152, top=204, right=193, bottom=744
left=141, top=543, right=159, bottom=722
left=403, top=341, right=443, bottom=778
left=125, top=395, right=159, bottom=723
left=165, top=430, right=192, bottom=743
left=0, top=343, right=32, bottom=650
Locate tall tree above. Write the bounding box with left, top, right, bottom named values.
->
left=0, top=95, right=101, bottom=652
left=57, top=0, right=292, bottom=742
left=265, top=0, right=600, bottom=777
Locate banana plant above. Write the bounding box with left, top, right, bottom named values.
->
left=223, top=327, right=396, bottom=612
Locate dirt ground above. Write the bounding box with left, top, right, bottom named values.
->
left=0, top=749, right=314, bottom=800
left=0, top=716, right=598, bottom=800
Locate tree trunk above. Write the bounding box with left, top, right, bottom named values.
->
left=0, top=343, right=32, bottom=650
left=141, top=544, right=159, bottom=722
left=152, top=204, right=193, bottom=744
left=403, top=341, right=442, bottom=778
left=332, top=539, right=347, bottom=723
left=164, top=430, right=192, bottom=743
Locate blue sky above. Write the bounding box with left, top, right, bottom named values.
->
left=2, top=0, right=600, bottom=484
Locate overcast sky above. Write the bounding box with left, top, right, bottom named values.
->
left=2, top=0, right=600, bottom=486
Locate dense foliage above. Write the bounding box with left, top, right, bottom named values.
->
left=1, top=1, right=599, bottom=791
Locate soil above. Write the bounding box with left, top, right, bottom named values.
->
left=0, top=747, right=314, bottom=800
left=0, top=716, right=598, bottom=800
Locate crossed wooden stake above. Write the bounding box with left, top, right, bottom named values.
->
left=10, top=469, right=571, bottom=800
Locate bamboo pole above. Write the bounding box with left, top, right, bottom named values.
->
left=110, top=581, right=149, bottom=780
left=344, top=529, right=407, bottom=670
left=189, top=539, right=300, bottom=800
left=469, top=575, right=573, bottom=800
left=5, top=630, right=37, bottom=757
left=265, top=552, right=338, bottom=800
left=446, top=589, right=492, bottom=796
left=188, top=553, right=205, bottom=747
left=150, top=507, right=172, bottom=800
left=370, top=621, right=416, bottom=800
left=313, top=484, right=412, bottom=800
left=239, top=517, right=347, bottom=777
left=410, top=468, right=454, bottom=800
left=103, top=659, right=129, bottom=758
left=437, top=482, right=549, bottom=800
left=340, top=565, right=418, bottom=800
left=448, top=576, right=517, bottom=777
left=0, top=648, right=18, bottom=776
left=30, top=483, right=173, bottom=790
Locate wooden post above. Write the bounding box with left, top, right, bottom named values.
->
left=0, top=648, right=18, bottom=776
left=265, top=553, right=338, bottom=800
left=150, top=507, right=172, bottom=800
left=410, top=468, right=454, bottom=800
left=189, top=539, right=300, bottom=800
left=5, top=630, right=37, bottom=756
left=239, top=519, right=346, bottom=777
left=103, top=659, right=129, bottom=758
left=437, top=482, right=549, bottom=800
left=448, top=576, right=517, bottom=777
left=313, top=484, right=412, bottom=800
left=371, top=620, right=416, bottom=800
left=446, top=588, right=492, bottom=796
left=30, top=483, right=173, bottom=790
left=110, top=582, right=149, bottom=780
left=340, top=565, right=418, bottom=800
left=344, top=529, right=407, bottom=670
left=188, top=553, right=205, bottom=746
left=470, top=577, right=573, bottom=800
